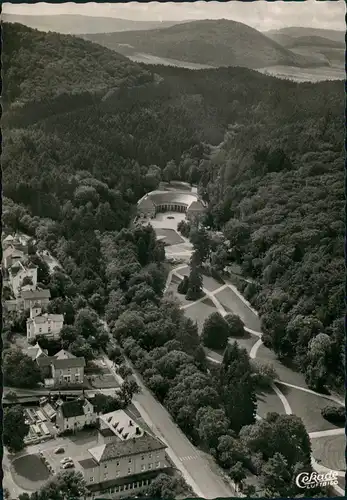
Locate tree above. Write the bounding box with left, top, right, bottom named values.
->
left=177, top=275, right=189, bottom=295
left=202, top=312, right=230, bottom=350
left=196, top=406, right=230, bottom=450
left=118, top=363, right=132, bottom=379
left=36, top=470, right=88, bottom=500
left=113, top=310, right=145, bottom=343
left=3, top=405, right=29, bottom=452
left=321, top=405, right=345, bottom=425
left=190, top=226, right=211, bottom=262
left=251, top=360, right=278, bottom=389
left=260, top=453, right=293, bottom=498
left=220, top=342, right=257, bottom=432
left=3, top=348, right=42, bottom=388
left=225, top=313, right=245, bottom=337
left=146, top=473, right=192, bottom=500
left=186, top=254, right=203, bottom=301
left=163, top=160, right=177, bottom=184
left=119, top=379, right=140, bottom=406
left=229, top=461, right=247, bottom=492
left=108, top=346, right=123, bottom=365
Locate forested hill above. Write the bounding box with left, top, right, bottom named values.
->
left=3, top=24, right=344, bottom=389
left=81, top=19, right=327, bottom=69
left=2, top=22, right=153, bottom=105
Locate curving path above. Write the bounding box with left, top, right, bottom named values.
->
left=169, top=264, right=345, bottom=496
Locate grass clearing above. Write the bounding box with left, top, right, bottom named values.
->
left=311, top=434, right=345, bottom=473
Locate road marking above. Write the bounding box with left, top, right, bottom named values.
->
left=180, top=455, right=199, bottom=461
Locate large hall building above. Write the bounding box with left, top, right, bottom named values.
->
left=137, top=190, right=205, bottom=221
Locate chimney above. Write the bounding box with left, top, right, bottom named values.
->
left=129, top=420, right=133, bottom=427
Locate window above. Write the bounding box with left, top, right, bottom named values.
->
left=128, top=467, right=132, bottom=474
left=39, top=328, right=42, bottom=333
left=115, top=487, right=119, bottom=493
left=129, top=484, right=133, bottom=490
left=156, top=462, right=160, bottom=468
left=128, top=458, right=132, bottom=463
left=141, top=464, right=146, bottom=472
left=148, top=464, right=153, bottom=470
left=124, top=485, right=128, bottom=491
left=104, top=464, right=108, bottom=468
left=141, top=455, right=145, bottom=460
left=90, top=477, right=94, bottom=483
left=116, top=461, right=120, bottom=466
left=115, top=471, right=119, bottom=478
left=104, top=472, right=108, bottom=479
left=148, top=453, right=152, bottom=458
left=156, top=454, right=160, bottom=459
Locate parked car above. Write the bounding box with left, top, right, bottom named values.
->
left=60, top=457, right=73, bottom=464
left=61, top=462, right=74, bottom=469
left=167, top=216, right=174, bottom=219
left=54, top=447, right=65, bottom=454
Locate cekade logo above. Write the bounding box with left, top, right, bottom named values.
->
left=296, top=471, right=339, bottom=489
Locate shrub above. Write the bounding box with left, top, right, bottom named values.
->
left=321, top=405, right=345, bottom=425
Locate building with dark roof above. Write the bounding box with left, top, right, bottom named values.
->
left=56, top=397, right=96, bottom=433
left=35, top=349, right=85, bottom=389
left=21, top=288, right=51, bottom=309
left=137, top=189, right=205, bottom=221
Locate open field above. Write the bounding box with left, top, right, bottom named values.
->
left=276, top=383, right=342, bottom=433
left=256, top=64, right=344, bottom=82
left=85, top=358, right=120, bottom=389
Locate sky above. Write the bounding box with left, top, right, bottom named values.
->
left=2, top=1, right=346, bottom=31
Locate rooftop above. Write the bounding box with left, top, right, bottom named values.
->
left=60, top=398, right=92, bottom=419
left=29, top=313, right=64, bottom=324
left=21, top=289, right=51, bottom=299
left=138, top=190, right=205, bottom=209
left=88, top=433, right=166, bottom=463
left=99, top=409, right=144, bottom=441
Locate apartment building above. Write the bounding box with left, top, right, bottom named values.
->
left=36, top=349, right=85, bottom=388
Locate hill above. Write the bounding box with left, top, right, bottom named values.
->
left=265, top=27, right=345, bottom=45
left=2, top=24, right=344, bottom=393
left=82, top=19, right=327, bottom=69
left=2, top=22, right=153, bottom=106
left=2, top=13, right=183, bottom=34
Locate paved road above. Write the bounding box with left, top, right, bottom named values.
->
left=103, top=355, right=236, bottom=499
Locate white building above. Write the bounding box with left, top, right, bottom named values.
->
left=26, top=306, right=64, bottom=341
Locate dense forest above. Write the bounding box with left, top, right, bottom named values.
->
left=2, top=23, right=344, bottom=496
left=3, top=23, right=344, bottom=391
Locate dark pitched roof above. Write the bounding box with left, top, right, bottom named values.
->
left=60, top=400, right=85, bottom=418
left=78, top=458, right=98, bottom=470
left=37, top=356, right=54, bottom=368
left=21, top=289, right=51, bottom=299
left=52, top=357, right=86, bottom=369
left=99, top=433, right=166, bottom=462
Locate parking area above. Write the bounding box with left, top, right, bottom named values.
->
left=41, top=429, right=99, bottom=475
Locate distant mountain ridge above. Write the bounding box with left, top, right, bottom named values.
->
left=265, top=27, right=345, bottom=45
left=81, top=19, right=328, bottom=69
left=2, top=13, right=183, bottom=34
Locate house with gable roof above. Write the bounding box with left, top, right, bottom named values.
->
left=55, top=396, right=96, bottom=433
left=36, top=349, right=86, bottom=388
left=26, top=305, right=63, bottom=341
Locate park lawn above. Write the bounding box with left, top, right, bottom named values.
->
left=11, top=454, right=51, bottom=491
left=256, top=387, right=286, bottom=419
left=256, top=343, right=308, bottom=388
left=228, top=332, right=258, bottom=356
left=214, top=287, right=262, bottom=332
left=154, top=228, right=184, bottom=246
left=184, top=298, right=217, bottom=332
left=275, top=383, right=339, bottom=433
left=311, top=434, right=345, bottom=473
